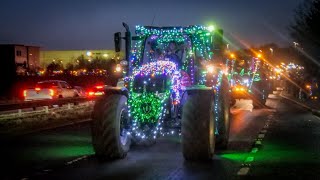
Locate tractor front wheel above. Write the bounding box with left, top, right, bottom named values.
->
left=182, top=90, right=215, bottom=161
left=91, top=94, right=131, bottom=160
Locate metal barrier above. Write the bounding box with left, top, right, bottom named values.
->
left=0, top=97, right=95, bottom=112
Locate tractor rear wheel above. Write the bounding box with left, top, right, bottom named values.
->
left=215, top=76, right=231, bottom=149
left=182, top=90, right=215, bottom=161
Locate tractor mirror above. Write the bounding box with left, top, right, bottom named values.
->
left=120, top=60, right=128, bottom=66
left=114, top=32, right=122, bottom=52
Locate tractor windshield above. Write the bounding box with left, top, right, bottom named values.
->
left=142, top=35, right=191, bottom=68
left=132, top=74, right=168, bottom=93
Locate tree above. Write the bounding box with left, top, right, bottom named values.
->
left=46, top=62, right=63, bottom=75
left=290, top=0, right=320, bottom=74
left=66, top=63, right=74, bottom=71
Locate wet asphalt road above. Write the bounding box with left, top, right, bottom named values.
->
left=2, top=94, right=320, bottom=180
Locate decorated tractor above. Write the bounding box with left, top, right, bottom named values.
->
left=228, top=54, right=269, bottom=108
left=91, top=23, right=230, bottom=161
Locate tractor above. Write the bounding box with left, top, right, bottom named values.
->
left=228, top=54, right=270, bottom=108
left=91, top=23, right=231, bottom=161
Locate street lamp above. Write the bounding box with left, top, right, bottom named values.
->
left=207, top=25, right=215, bottom=32
left=270, top=48, right=273, bottom=55
left=115, top=64, right=122, bottom=72
left=86, top=51, right=93, bottom=57
left=230, top=53, right=235, bottom=59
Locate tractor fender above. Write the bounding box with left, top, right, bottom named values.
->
left=185, top=86, right=215, bottom=96
left=105, top=87, right=129, bottom=97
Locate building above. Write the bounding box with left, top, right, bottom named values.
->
left=0, top=44, right=40, bottom=72
left=40, top=50, right=124, bottom=68
left=0, top=44, right=40, bottom=96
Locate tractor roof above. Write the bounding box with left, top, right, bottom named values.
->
left=135, top=25, right=214, bottom=36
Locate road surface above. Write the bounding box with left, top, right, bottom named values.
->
left=2, top=95, right=320, bottom=179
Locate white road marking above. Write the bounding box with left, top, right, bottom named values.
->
left=43, top=169, right=52, bottom=172
left=258, top=134, right=265, bottom=138
left=66, top=155, right=88, bottom=165
left=237, top=167, right=250, bottom=175
left=251, top=147, right=258, bottom=153
left=255, top=140, right=262, bottom=145
left=261, top=129, right=267, bottom=133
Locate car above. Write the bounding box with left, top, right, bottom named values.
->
left=23, top=80, right=81, bottom=101
left=86, top=85, right=109, bottom=97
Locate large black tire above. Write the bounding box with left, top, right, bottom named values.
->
left=182, top=90, right=215, bottom=161
left=215, top=76, right=231, bottom=149
left=252, top=89, right=267, bottom=108
left=252, top=82, right=268, bottom=108
left=91, top=94, right=131, bottom=160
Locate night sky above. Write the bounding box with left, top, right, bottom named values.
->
left=0, top=0, right=303, bottom=50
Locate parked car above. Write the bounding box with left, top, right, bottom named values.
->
left=86, top=84, right=110, bottom=98
left=23, top=80, right=81, bottom=101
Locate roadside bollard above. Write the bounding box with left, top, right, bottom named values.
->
left=68, top=103, right=71, bottom=109
left=18, top=109, right=22, bottom=116
left=44, top=106, right=49, bottom=113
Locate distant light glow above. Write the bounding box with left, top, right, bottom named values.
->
left=207, top=25, right=215, bottom=32
left=86, top=51, right=92, bottom=56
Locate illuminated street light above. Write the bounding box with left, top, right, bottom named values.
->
left=257, top=53, right=262, bottom=58
left=230, top=53, right=235, bottom=59
left=115, top=64, right=122, bottom=72
left=86, top=51, right=92, bottom=56
left=274, top=68, right=281, bottom=73
left=306, top=84, right=311, bottom=89
left=207, top=25, right=215, bottom=32
left=103, top=53, right=108, bottom=57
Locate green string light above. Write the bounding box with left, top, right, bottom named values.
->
left=129, top=92, right=169, bottom=124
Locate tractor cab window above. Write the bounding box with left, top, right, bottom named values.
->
left=142, top=35, right=190, bottom=69
left=194, top=34, right=213, bottom=62
left=133, top=74, right=169, bottom=93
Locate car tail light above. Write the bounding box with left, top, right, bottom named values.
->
left=234, top=87, right=245, bottom=92
left=23, top=90, right=27, bottom=97
left=173, top=100, right=179, bottom=105
left=94, top=92, right=104, bottom=96
left=49, top=89, right=55, bottom=96
left=35, top=87, right=41, bottom=91
left=96, top=85, right=103, bottom=89
left=88, top=91, right=95, bottom=96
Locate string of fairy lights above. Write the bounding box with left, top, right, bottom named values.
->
left=123, top=25, right=224, bottom=140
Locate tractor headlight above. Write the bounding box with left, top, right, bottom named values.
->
left=206, top=65, right=214, bottom=73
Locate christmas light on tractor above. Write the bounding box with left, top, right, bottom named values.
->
left=91, top=23, right=231, bottom=161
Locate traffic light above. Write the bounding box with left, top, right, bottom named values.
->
left=114, top=32, right=122, bottom=52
